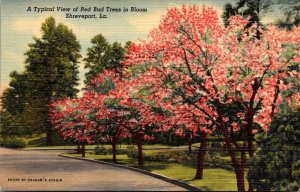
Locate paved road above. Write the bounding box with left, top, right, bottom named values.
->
left=0, top=148, right=188, bottom=191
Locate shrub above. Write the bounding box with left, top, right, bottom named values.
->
left=136, top=150, right=198, bottom=165
left=126, top=144, right=138, bottom=158
left=127, top=148, right=233, bottom=170
left=248, top=107, right=300, bottom=191
left=143, top=151, right=171, bottom=162
left=210, top=141, right=222, bottom=148
left=95, top=145, right=108, bottom=155
left=95, top=145, right=127, bottom=155
left=0, top=137, right=26, bottom=148
left=205, top=150, right=232, bottom=170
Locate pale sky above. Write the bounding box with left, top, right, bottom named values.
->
left=0, top=0, right=283, bottom=96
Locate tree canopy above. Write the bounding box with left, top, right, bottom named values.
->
left=84, top=34, right=126, bottom=84
left=1, top=17, right=81, bottom=144
left=248, top=107, right=300, bottom=191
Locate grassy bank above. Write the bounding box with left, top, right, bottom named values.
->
left=65, top=150, right=248, bottom=191
left=20, top=135, right=248, bottom=190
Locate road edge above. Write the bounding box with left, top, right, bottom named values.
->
left=58, top=154, right=204, bottom=191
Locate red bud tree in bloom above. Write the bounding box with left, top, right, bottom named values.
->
left=82, top=70, right=130, bottom=163
left=49, top=98, right=94, bottom=157
left=123, top=5, right=300, bottom=191
left=125, top=68, right=211, bottom=179
left=82, top=70, right=164, bottom=165
left=116, top=88, right=165, bottom=166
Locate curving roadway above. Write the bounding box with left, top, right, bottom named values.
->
left=0, top=148, right=188, bottom=191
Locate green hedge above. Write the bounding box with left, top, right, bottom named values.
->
left=95, top=145, right=127, bottom=155
left=0, top=137, right=26, bottom=148
left=127, top=148, right=233, bottom=170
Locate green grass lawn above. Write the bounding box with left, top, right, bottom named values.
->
left=23, top=134, right=73, bottom=147
left=66, top=151, right=248, bottom=191
left=20, top=133, right=252, bottom=190
left=24, top=135, right=191, bottom=150
left=153, top=164, right=243, bottom=191
left=23, top=135, right=248, bottom=190
left=23, top=134, right=248, bottom=190
left=24, top=144, right=182, bottom=150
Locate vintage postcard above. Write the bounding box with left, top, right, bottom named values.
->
left=1, top=0, right=299, bottom=191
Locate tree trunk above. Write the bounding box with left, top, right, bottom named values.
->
left=188, top=139, right=192, bottom=152
left=247, top=130, right=254, bottom=192
left=136, top=134, right=144, bottom=166
left=227, top=145, right=246, bottom=192
left=194, top=132, right=208, bottom=179
left=235, top=166, right=245, bottom=192
left=46, top=121, right=53, bottom=146
left=219, top=120, right=246, bottom=192
left=112, top=141, right=117, bottom=163
left=77, top=144, right=81, bottom=154
left=248, top=183, right=253, bottom=192
left=248, top=132, right=254, bottom=158
left=46, top=96, right=53, bottom=146
left=81, top=144, right=86, bottom=157
left=226, top=147, right=246, bottom=192
left=46, top=131, right=52, bottom=146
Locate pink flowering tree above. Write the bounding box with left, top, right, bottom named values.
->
left=49, top=97, right=94, bottom=157
left=123, top=5, right=300, bottom=191
left=82, top=70, right=130, bottom=163
left=102, top=72, right=166, bottom=166
left=118, top=97, right=164, bottom=166
left=155, top=90, right=211, bottom=179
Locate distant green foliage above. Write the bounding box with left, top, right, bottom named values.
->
left=1, top=72, right=28, bottom=115
left=1, top=17, right=81, bottom=142
left=222, top=0, right=272, bottom=28
left=0, top=111, right=31, bottom=136
left=126, top=144, right=138, bottom=158
left=95, top=144, right=127, bottom=155
left=126, top=148, right=232, bottom=170
left=24, top=16, right=81, bottom=100
left=84, top=34, right=128, bottom=84
left=276, top=0, right=299, bottom=30
left=248, top=107, right=300, bottom=191
left=0, top=137, right=26, bottom=148
left=25, top=133, right=73, bottom=147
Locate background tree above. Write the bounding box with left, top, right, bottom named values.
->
left=84, top=34, right=126, bottom=84
left=1, top=71, right=28, bottom=115
left=276, top=0, right=300, bottom=30
left=222, top=0, right=272, bottom=38
left=0, top=72, right=31, bottom=136
left=8, top=16, right=81, bottom=145
left=0, top=111, right=28, bottom=136
left=248, top=106, right=300, bottom=191
left=222, top=3, right=238, bottom=27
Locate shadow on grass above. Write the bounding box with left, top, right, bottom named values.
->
left=142, top=161, right=172, bottom=172
left=27, top=137, right=46, bottom=146
left=27, top=133, right=73, bottom=147
left=94, top=158, right=136, bottom=165
left=87, top=155, right=171, bottom=172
